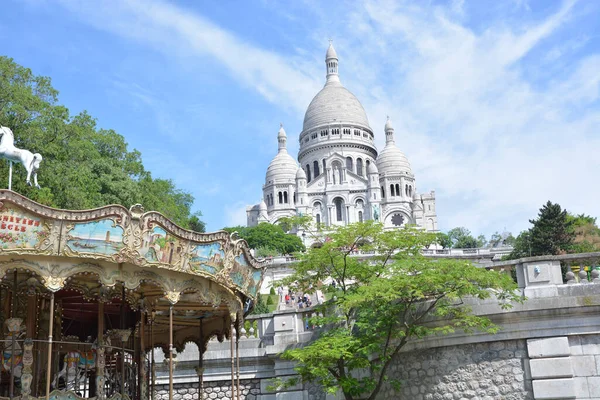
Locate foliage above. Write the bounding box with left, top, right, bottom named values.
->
left=250, top=294, right=270, bottom=315
left=223, top=223, right=305, bottom=254
left=0, top=57, right=205, bottom=231
left=507, top=201, right=581, bottom=259
left=435, top=232, right=452, bottom=249
left=269, top=286, right=276, bottom=296
left=567, top=213, right=600, bottom=253
left=447, top=227, right=479, bottom=248
left=488, top=231, right=516, bottom=248
left=254, top=246, right=280, bottom=259
left=276, top=220, right=521, bottom=400
left=266, top=295, right=274, bottom=306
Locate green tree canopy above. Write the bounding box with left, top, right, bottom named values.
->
left=507, top=201, right=578, bottom=259
left=447, top=226, right=479, bottom=248
left=0, top=56, right=204, bottom=231
left=276, top=220, right=520, bottom=400
left=223, top=223, right=305, bottom=255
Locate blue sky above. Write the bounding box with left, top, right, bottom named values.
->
left=1, top=0, right=599, bottom=237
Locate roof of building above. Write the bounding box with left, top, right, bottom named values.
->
left=265, top=124, right=298, bottom=184
left=376, top=118, right=413, bottom=175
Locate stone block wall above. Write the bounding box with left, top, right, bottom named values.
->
left=153, top=379, right=260, bottom=400
left=378, top=339, right=533, bottom=400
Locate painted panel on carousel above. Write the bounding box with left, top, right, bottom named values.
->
left=189, top=242, right=225, bottom=275
left=66, top=220, right=125, bottom=255
left=230, top=252, right=255, bottom=292
left=139, top=224, right=185, bottom=266
left=0, top=203, right=49, bottom=251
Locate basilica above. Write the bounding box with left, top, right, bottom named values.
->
left=247, top=43, right=438, bottom=232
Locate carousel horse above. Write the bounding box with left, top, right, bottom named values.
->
left=52, top=336, right=112, bottom=391
left=0, top=333, right=24, bottom=387
left=0, top=126, right=42, bottom=189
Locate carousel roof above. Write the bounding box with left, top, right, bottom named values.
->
left=0, top=190, right=265, bottom=352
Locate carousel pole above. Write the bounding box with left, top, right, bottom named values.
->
left=229, top=314, right=235, bottom=400
left=139, top=308, right=146, bottom=400
left=120, top=286, right=126, bottom=399
left=9, top=270, right=17, bottom=399
left=168, top=306, right=174, bottom=400
left=45, top=293, right=55, bottom=400
left=236, top=316, right=240, bottom=400
left=197, top=319, right=204, bottom=400
left=96, top=301, right=106, bottom=400
left=150, top=312, right=155, bottom=400
left=8, top=160, right=12, bottom=191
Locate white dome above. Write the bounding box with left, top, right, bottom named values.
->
left=303, top=83, right=370, bottom=132
left=296, top=167, right=307, bottom=180
left=266, top=124, right=298, bottom=184
left=265, top=152, right=298, bottom=184
left=367, top=161, right=379, bottom=174
left=259, top=199, right=268, bottom=211
left=377, top=145, right=412, bottom=175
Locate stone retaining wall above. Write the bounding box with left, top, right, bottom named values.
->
left=379, top=339, right=533, bottom=400
left=153, top=380, right=260, bottom=400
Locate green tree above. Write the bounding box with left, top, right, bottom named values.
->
left=528, top=201, right=574, bottom=256
left=435, top=232, right=452, bottom=249
left=277, top=221, right=520, bottom=400
left=566, top=214, right=600, bottom=253
left=223, top=223, right=305, bottom=255
left=447, top=227, right=478, bottom=248
left=0, top=56, right=205, bottom=230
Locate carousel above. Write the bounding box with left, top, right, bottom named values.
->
left=0, top=190, right=265, bottom=400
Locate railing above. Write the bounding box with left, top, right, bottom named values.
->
left=488, top=252, right=600, bottom=289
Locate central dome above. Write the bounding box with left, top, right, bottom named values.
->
left=302, top=42, right=370, bottom=133
left=302, top=83, right=370, bottom=132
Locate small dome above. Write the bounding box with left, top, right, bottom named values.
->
left=296, top=167, right=307, bottom=180
left=385, top=116, right=393, bottom=131
left=278, top=123, right=286, bottom=139
left=259, top=199, right=267, bottom=211
left=377, top=145, right=412, bottom=176
left=266, top=124, right=298, bottom=185
left=412, top=190, right=419, bottom=200
left=266, top=152, right=298, bottom=184
left=367, top=161, right=379, bottom=174
left=326, top=43, right=338, bottom=60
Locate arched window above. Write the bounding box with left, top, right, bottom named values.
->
left=334, top=198, right=344, bottom=222
left=366, top=159, right=370, bottom=167
left=356, top=158, right=363, bottom=176
left=346, top=157, right=353, bottom=172
left=313, top=160, right=320, bottom=177
left=395, top=184, right=400, bottom=197
left=358, top=211, right=363, bottom=223
left=381, top=186, right=385, bottom=198
left=278, top=192, right=283, bottom=204
left=293, top=192, right=296, bottom=204
left=316, top=214, right=321, bottom=229
left=306, top=164, right=311, bottom=183
left=409, top=186, right=413, bottom=197
left=405, top=184, right=408, bottom=196
left=356, top=199, right=364, bottom=208
left=284, top=191, right=288, bottom=203
left=390, top=184, right=395, bottom=196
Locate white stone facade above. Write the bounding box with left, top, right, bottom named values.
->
left=247, top=43, right=438, bottom=232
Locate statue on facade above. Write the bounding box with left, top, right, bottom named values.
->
left=372, top=204, right=380, bottom=222
left=0, top=126, right=42, bottom=189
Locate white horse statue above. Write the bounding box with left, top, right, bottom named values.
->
left=0, top=126, right=42, bottom=189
